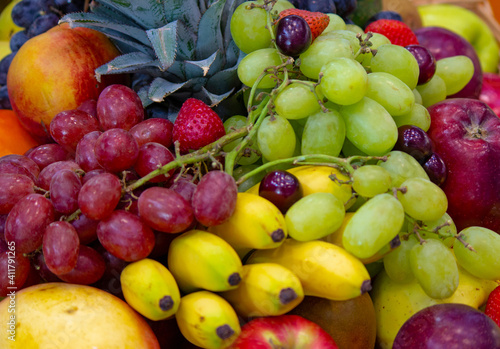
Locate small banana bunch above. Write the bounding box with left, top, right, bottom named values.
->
left=119, top=165, right=378, bottom=349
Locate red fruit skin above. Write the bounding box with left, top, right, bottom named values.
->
left=97, top=84, right=145, bottom=131
left=231, top=315, right=338, bottom=349
left=172, top=98, right=226, bottom=153
left=480, top=73, right=500, bottom=116
left=278, top=9, right=330, bottom=41
left=427, top=98, right=500, bottom=233
left=365, top=19, right=419, bottom=46
left=486, top=286, right=500, bottom=328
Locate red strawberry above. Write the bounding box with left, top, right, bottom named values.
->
left=172, top=98, right=226, bottom=153
left=365, top=19, right=419, bottom=47
left=278, top=9, right=330, bottom=41
left=485, top=285, right=500, bottom=328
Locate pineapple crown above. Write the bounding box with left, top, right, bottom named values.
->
left=60, top=0, right=245, bottom=117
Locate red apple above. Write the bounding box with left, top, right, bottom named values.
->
left=480, top=72, right=500, bottom=116
left=230, top=314, right=338, bottom=349
left=7, top=23, right=128, bottom=142
left=427, top=98, right=500, bottom=233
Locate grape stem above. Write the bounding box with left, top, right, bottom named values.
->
left=455, top=233, right=476, bottom=252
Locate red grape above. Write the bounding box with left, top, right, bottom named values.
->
left=93, top=245, right=129, bottom=297
left=138, top=187, right=194, bottom=233
left=33, top=252, right=61, bottom=282
left=57, top=245, right=106, bottom=285
left=4, top=193, right=55, bottom=253
left=0, top=154, right=40, bottom=182
left=77, top=99, right=98, bottom=119
left=94, top=128, right=139, bottom=173
left=75, top=130, right=104, bottom=172
left=258, top=170, right=303, bottom=213
left=129, top=118, right=174, bottom=148
left=0, top=247, right=30, bottom=297
left=71, top=213, right=99, bottom=245
left=37, top=160, right=81, bottom=190
left=96, top=210, right=155, bottom=262
left=49, top=169, right=82, bottom=215
left=26, top=143, right=71, bottom=170
left=81, top=169, right=106, bottom=184
left=169, top=177, right=197, bottom=204
left=42, top=221, right=80, bottom=275
left=78, top=172, right=122, bottom=221
left=191, top=171, right=238, bottom=226
left=0, top=173, right=35, bottom=214
left=49, top=109, right=100, bottom=152
left=134, top=142, right=175, bottom=182
left=96, top=84, right=144, bottom=131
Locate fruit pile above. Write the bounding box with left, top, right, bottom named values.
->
left=1, top=0, right=500, bottom=348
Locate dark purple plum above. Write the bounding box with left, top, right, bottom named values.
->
left=333, top=0, right=357, bottom=18
left=393, top=125, right=434, bottom=164
left=393, top=303, right=500, bottom=349
left=415, top=27, right=483, bottom=99
left=276, top=15, right=312, bottom=57
left=422, top=152, right=447, bottom=187
left=259, top=170, right=303, bottom=213
left=405, top=45, right=436, bottom=85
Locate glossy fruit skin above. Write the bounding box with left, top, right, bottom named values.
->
left=258, top=170, right=303, bottom=213
left=0, top=110, right=40, bottom=157
left=393, top=125, right=434, bottom=164
left=276, top=15, right=312, bottom=57
left=393, top=303, right=500, bottom=349
left=422, top=152, right=447, bottom=186
left=7, top=24, right=127, bottom=141
left=479, top=72, right=500, bottom=116
left=415, top=26, right=482, bottom=99
left=427, top=98, right=500, bottom=232
left=405, top=44, right=436, bottom=85
left=485, top=285, right=500, bottom=327
left=364, top=19, right=419, bottom=47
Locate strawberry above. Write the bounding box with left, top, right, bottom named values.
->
left=278, top=9, right=330, bottom=41
left=364, top=19, right=419, bottom=47
left=172, top=98, right=226, bottom=153
left=485, top=285, right=500, bottom=328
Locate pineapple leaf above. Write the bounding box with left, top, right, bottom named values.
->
left=201, top=86, right=235, bottom=107
left=224, top=40, right=241, bottom=70
left=185, top=51, right=219, bottom=79
left=148, top=77, right=191, bottom=103
left=162, top=0, right=201, bottom=34
left=95, top=52, right=162, bottom=79
left=94, top=0, right=167, bottom=29
left=146, top=21, right=179, bottom=71
left=205, top=65, right=241, bottom=95
left=60, top=12, right=149, bottom=44
left=90, top=0, right=141, bottom=27
left=221, top=0, right=245, bottom=50
left=137, top=86, right=155, bottom=108
left=174, top=20, right=197, bottom=61
left=196, top=0, right=225, bottom=60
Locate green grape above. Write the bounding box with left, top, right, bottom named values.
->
left=243, top=87, right=273, bottom=108
left=383, top=233, right=418, bottom=283
left=274, top=83, right=321, bottom=119
left=393, top=103, right=431, bottom=132
left=370, top=44, right=420, bottom=90
left=324, top=13, right=346, bottom=32
left=412, top=89, right=423, bottom=105
left=339, top=97, right=398, bottom=156
left=341, top=137, right=368, bottom=157
left=257, top=114, right=296, bottom=161
left=409, top=238, right=459, bottom=299
left=454, top=226, right=500, bottom=280
left=346, top=195, right=367, bottom=212
left=377, top=151, right=429, bottom=187
left=342, top=193, right=405, bottom=259
left=237, top=48, right=283, bottom=89
left=315, top=30, right=361, bottom=54
left=301, top=109, right=346, bottom=157
left=261, top=157, right=294, bottom=172
left=365, top=72, right=415, bottom=116
left=233, top=164, right=265, bottom=193
left=352, top=165, right=392, bottom=198
left=299, top=37, right=354, bottom=80
left=285, top=192, right=345, bottom=241
left=356, top=33, right=391, bottom=67
left=415, top=74, right=447, bottom=108
left=289, top=119, right=305, bottom=140
left=413, top=212, right=457, bottom=242
left=346, top=24, right=364, bottom=34
left=257, top=0, right=294, bottom=13
left=435, top=55, right=474, bottom=96
left=222, top=115, right=261, bottom=166
left=398, top=177, right=448, bottom=222
left=319, top=57, right=368, bottom=106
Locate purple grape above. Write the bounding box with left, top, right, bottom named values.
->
left=0, top=53, right=16, bottom=86
left=393, top=125, right=434, bottom=164
left=27, top=13, right=59, bottom=38
left=405, top=45, right=436, bottom=85
left=258, top=170, right=303, bottom=213
left=0, top=86, right=11, bottom=110
left=333, top=0, right=357, bottom=18
left=422, top=152, right=447, bottom=186
left=9, top=30, right=29, bottom=52
left=276, top=15, right=312, bottom=57
left=11, top=0, right=43, bottom=28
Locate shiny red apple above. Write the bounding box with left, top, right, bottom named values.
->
left=480, top=72, right=500, bottom=116
left=427, top=98, right=500, bottom=233
left=231, top=315, right=338, bottom=349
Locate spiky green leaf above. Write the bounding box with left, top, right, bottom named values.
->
left=196, top=0, right=225, bottom=60
left=89, top=0, right=141, bottom=27
left=94, top=0, right=167, bottom=29
left=146, top=22, right=179, bottom=71
left=95, top=52, right=162, bottom=80
left=162, top=0, right=201, bottom=34
left=148, top=77, right=190, bottom=102
left=206, top=65, right=241, bottom=95
left=201, top=86, right=235, bottom=107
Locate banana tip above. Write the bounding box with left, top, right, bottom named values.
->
left=159, top=295, right=174, bottom=311
left=361, top=279, right=372, bottom=294
left=271, top=229, right=285, bottom=242
left=279, top=287, right=298, bottom=305
left=228, top=272, right=242, bottom=286
left=216, top=324, right=235, bottom=340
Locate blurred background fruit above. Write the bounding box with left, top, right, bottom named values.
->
left=0, top=0, right=22, bottom=41
left=0, top=109, right=40, bottom=156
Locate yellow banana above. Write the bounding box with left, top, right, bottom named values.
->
left=120, top=258, right=180, bottom=321
left=167, top=230, right=243, bottom=293
left=176, top=291, right=241, bottom=349
left=219, top=263, right=304, bottom=319
left=246, top=239, right=371, bottom=301
left=208, top=192, right=287, bottom=256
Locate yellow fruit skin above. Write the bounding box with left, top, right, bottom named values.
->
left=246, top=239, right=371, bottom=301
left=208, top=192, right=287, bottom=254
left=0, top=283, right=160, bottom=349
left=0, top=0, right=22, bottom=41
left=176, top=291, right=241, bottom=349
left=0, top=40, right=11, bottom=60
left=120, top=258, right=181, bottom=321
left=167, top=230, right=243, bottom=294
left=371, top=268, right=499, bottom=349
left=220, top=263, right=304, bottom=318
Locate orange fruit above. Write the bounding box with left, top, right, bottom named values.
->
left=0, top=109, right=41, bottom=157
